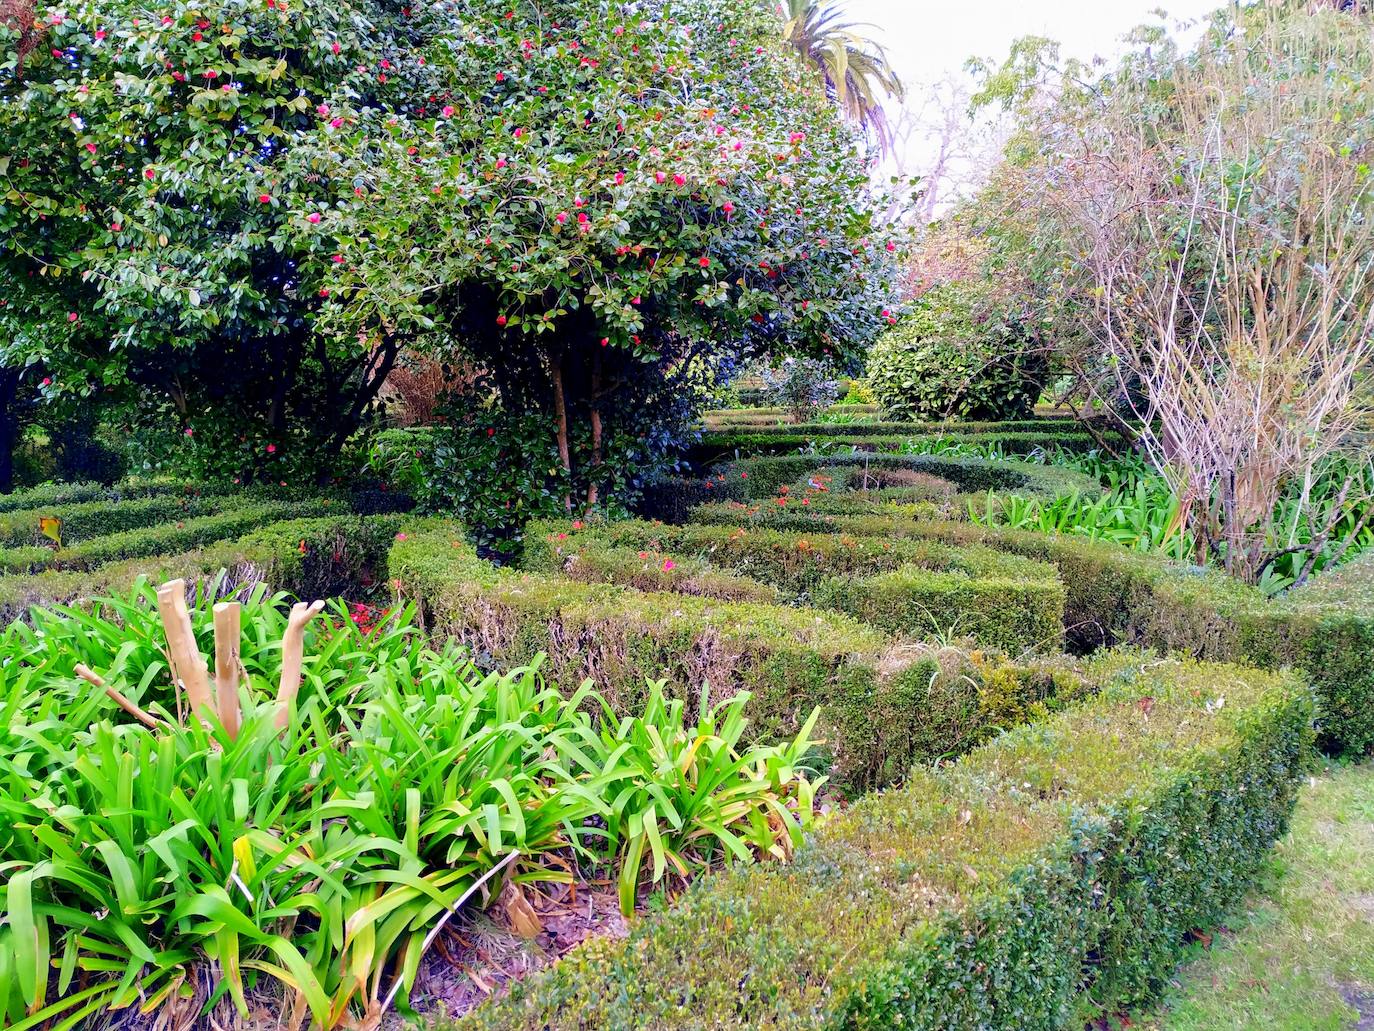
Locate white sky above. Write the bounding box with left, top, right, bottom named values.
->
left=846, top=0, right=1224, bottom=85
left=840, top=0, right=1227, bottom=210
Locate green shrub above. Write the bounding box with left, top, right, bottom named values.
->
left=0, top=493, right=235, bottom=548
left=864, top=283, right=1047, bottom=421
left=0, top=515, right=402, bottom=625
left=0, top=502, right=323, bottom=575
left=444, top=653, right=1313, bottom=1030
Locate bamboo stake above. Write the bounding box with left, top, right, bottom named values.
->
left=75, top=663, right=165, bottom=730
left=156, top=579, right=214, bottom=721
left=213, top=601, right=242, bottom=740
left=274, top=600, right=325, bottom=730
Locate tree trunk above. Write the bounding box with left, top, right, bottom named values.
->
left=549, top=355, right=573, bottom=512
left=587, top=353, right=603, bottom=508
left=0, top=368, right=23, bottom=493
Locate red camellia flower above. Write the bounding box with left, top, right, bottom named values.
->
left=672, top=173, right=686, bottom=186
left=662, top=559, right=675, bottom=572
left=258, top=194, right=272, bottom=204
left=496, top=314, right=507, bottom=326
left=144, top=167, right=156, bottom=180
left=331, top=254, right=344, bottom=263
left=614, top=171, right=625, bottom=185
left=266, top=443, right=277, bottom=453
left=698, top=256, right=710, bottom=268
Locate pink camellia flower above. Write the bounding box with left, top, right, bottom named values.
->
left=67, top=311, right=78, bottom=322
left=614, top=171, right=625, bottom=185
left=317, top=103, right=330, bottom=116
left=513, top=127, right=524, bottom=138
left=654, top=170, right=666, bottom=184
left=332, top=254, right=344, bottom=263
left=395, top=532, right=409, bottom=541
left=330, top=117, right=343, bottom=128
left=576, top=212, right=589, bottom=225
left=332, top=41, right=341, bottom=54
left=789, top=132, right=806, bottom=144
left=722, top=201, right=734, bottom=215
left=496, top=314, right=508, bottom=326
left=662, top=559, right=675, bottom=572
left=307, top=212, right=321, bottom=223
left=442, top=105, right=454, bottom=117
left=258, top=194, right=272, bottom=204
left=85, top=142, right=97, bottom=153
left=495, top=71, right=505, bottom=82
left=41, top=377, right=51, bottom=386
left=672, top=173, right=686, bottom=186
left=555, top=211, right=568, bottom=224
left=184, top=427, right=194, bottom=437
left=495, top=158, right=507, bottom=169
left=266, top=443, right=277, bottom=453
left=144, top=167, right=156, bottom=180
left=886, top=241, right=896, bottom=252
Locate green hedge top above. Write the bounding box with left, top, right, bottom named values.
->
left=0, top=514, right=404, bottom=626
left=449, top=651, right=1313, bottom=1030
left=702, top=417, right=1092, bottom=436
left=693, top=429, right=1107, bottom=461
left=689, top=505, right=1374, bottom=756
left=0, top=478, right=228, bottom=514
left=524, top=518, right=1058, bottom=590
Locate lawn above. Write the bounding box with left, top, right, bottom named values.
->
left=1139, top=762, right=1374, bottom=1031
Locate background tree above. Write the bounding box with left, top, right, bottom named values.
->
left=309, top=0, right=907, bottom=527
left=781, top=0, right=904, bottom=149
left=967, top=1, right=1374, bottom=584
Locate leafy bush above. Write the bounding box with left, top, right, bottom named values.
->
left=444, top=652, right=1313, bottom=1030
left=865, top=283, right=1046, bottom=421
left=0, top=585, right=822, bottom=1027
left=756, top=357, right=843, bottom=422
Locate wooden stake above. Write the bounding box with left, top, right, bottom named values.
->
left=213, top=601, right=242, bottom=740
left=156, top=578, right=214, bottom=722
left=75, top=663, right=165, bottom=731
left=274, top=600, right=325, bottom=730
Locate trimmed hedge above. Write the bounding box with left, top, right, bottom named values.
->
left=0, top=493, right=239, bottom=548
left=690, top=504, right=1374, bottom=756
left=0, top=478, right=225, bottom=514
left=447, top=652, right=1313, bottom=1030
left=391, top=520, right=1082, bottom=788
left=0, top=514, right=403, bottom=625
left=690, top=429, right=1106, bottom=464
left=524, top=519, right=1066, bottom=654
left=0, top=501, right=325, bottom=575
left=643, top=452, right=1101, bottom=524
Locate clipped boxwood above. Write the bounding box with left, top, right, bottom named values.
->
left=689, top=429, right=1104, bottom=465
left=692, top=503, right=1374, bottom=756
left=448, top=653, right=1313, bottom=1030
left=0, top=514, right=402, bottom=625
left=391, top=521, right=1081, bottom=788
left=525, top=519, right=1066, bottom=654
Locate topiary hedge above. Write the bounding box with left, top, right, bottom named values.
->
left=444, top=652, right=1313, bottom=1030
left=864, top=282, right=1047, bottom=422
left=390, top=520, right=1083, bottom=789
left=524, top=519, right=1066, bottom=655
left=0, top=514, right=403, bottom=625
left=690, top=504, right=1374, bottom=756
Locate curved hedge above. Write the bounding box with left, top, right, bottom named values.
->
left=446, top=653, right=1312, bottom=1030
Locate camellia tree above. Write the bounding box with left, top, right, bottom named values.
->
left=293, top=0, right=907, bottom=514
left=0, top=0, right=456, bottom=482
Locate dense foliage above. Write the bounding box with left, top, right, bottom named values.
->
left=865, top=282, right=1044, bottom=421
left=0, top=584, right=820, bottom=1026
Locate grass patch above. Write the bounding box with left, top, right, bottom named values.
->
left=1136, top=761, right=1374, bottom=1031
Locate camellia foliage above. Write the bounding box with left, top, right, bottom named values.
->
left=0, top=0, right=447, bottom=482
left=295, top=0, right=906, bottom=511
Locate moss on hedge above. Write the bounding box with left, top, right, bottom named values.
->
left=445, top=653, right=1313, bottom=1030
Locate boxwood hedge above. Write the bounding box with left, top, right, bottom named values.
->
left=445, top=652, right=1313, bottom=1030
left=691, top=504, right=1374, bottom=756
left=390, top=521, right=1083, bottom=789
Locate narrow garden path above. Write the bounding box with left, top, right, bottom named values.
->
left=1139, top=763, right=1374, bottom=1031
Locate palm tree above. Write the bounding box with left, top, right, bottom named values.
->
left=782, top=0, right=905, bottom=148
